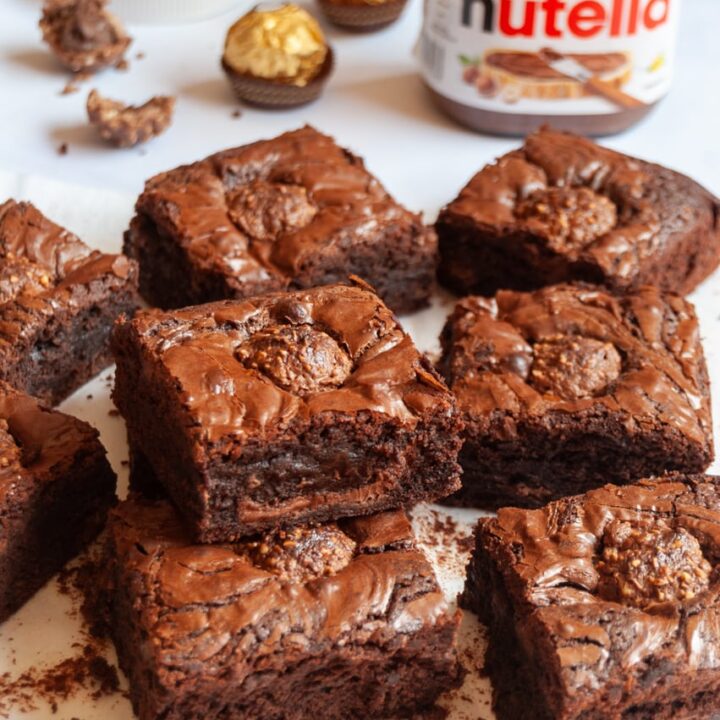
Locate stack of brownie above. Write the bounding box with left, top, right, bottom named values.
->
left=0, top=199, right=139, bottom=624
left=103, top=126, right=469, bottom=720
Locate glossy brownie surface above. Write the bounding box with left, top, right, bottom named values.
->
left=106, top=496, right=463, bottom=720
left=437, top=128, right=720, bottom=297
left=464, top=474, right=720, bottom=720
left=439, top=283, right=713, bottom=507
left=112, top=282, right=462, bottom=541
left=0, top=199, right=138, bottom=404
left=125, top=125, right=437, bottom=314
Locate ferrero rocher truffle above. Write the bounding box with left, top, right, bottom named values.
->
left=40, top=0, right=131, bottom=73
left=86, top=90, right=175, bottom=148
left=317, top=0, right=408, bottom=31
left=221, top=4, right=333, bottom=108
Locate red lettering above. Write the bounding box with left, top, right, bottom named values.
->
left=644, top=0, right=669, bottom=28
left=499, top=0, right=537, bottom=36
left=568, top=0, right=606, bottom=37
left=541, top=0, right=565, bottom=37
left=610, top=0, right=624, bottom=36
left=628, top=0, right=641, bottom=33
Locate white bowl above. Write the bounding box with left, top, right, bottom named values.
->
left=109, top=0, right=243, bottom=24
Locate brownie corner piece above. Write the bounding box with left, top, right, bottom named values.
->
left=124, top=125, right=437, bottom=315
left=463, top=473, right=720, bottom=720
left=436, top=126, right=720, bottom=297
left=105, top=496, right=464, bottom=720
left=0, top=199, right=139, bottom=405
left=0, top=380, right=116, bottom=621
left=439, top=283, right=713, bottom=509
left=112, top=282, right=463, bottom=542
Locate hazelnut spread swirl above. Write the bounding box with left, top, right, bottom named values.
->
left=464, top=474, right=720, bottom=719
left=223, top=4, right=328, bottom=86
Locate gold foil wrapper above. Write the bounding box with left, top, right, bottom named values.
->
left=223, top=4, right=328, bottom=87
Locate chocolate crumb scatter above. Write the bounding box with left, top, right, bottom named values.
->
left=57, top=143, right=69, bottom=156
left=231, top=109, right=242, bottom=118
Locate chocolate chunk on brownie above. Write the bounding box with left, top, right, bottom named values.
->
left=0, top=200, right=139, bottom=405
left=0, top=381, right=116, bottom=621
left=112, top=282, right=463, bottom=542
left=436, top=127, right=720, bottom=297
left=123, top=125, right=437, bottom=314
left=438, top=283, right=713, bottom=509
left=463, top=474, right=720, bottom=720
left=104, top=495, right=464, bottom=720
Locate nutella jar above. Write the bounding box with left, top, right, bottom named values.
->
left=419, top=0, right=681, bottom=135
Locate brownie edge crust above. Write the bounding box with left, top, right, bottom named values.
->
left=104, top=496, right=464, bottom=720
left=463, top=474, right=720, bottom=720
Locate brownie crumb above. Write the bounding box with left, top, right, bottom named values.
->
left=120, top=459, right=129, bottom=467
left=135, top=51, right=145, bottom=60
left=108, top=409, right=120, bottom=417
left=231, top=109, right=242, bottom=118
left=57, top=142, right=69, bottom=155
left=86, top=394, right=93, bottom=400
left=115, top=58, right=128, bottom=71
left=0, top=645, right=120, bottom=715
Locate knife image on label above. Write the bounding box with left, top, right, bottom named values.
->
left=539, top=48, right=646, bottom=109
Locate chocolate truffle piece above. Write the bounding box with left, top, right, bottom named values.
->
left=221, top=4, right=333, bottom=108
left=438, top=283, right=714, bottom=509
left=123, top=125, right=437, bottom=315
left=0, top=199, right=139, bottom=405
left=436, top=127, right=720, bottom=297
left=104, top=496, right=464, bottom=720
left=463, top=474, right=720, bottom=720
left=40, top=0, right=131, bottom=73
left=317, top=0, right=409, bottom=31
left=112, top=282, right=463, bottom=542
left=87, top=90, right=175, bottom=148
left=0, top=381, right=116, bottom=622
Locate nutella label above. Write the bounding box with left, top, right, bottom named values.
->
left=419, top=0, right=680, bottom=115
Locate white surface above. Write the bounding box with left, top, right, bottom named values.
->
left=0, top=0, right=719, bottom=718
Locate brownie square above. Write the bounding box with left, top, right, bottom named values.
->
left=112, top=282, right=463, bottom=542
left=124, top=125, right=437, bottom=315
left=105, top=495, right=464, bottom=720
left=463, top=474, right=720, bottom=720
left=438, top=283, right=714, bottom=509
left=436, top=127, right=720, bottom=297
left=0, top=380, right=116, bottom=621
left=0, top=199, right=139, bottom=405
